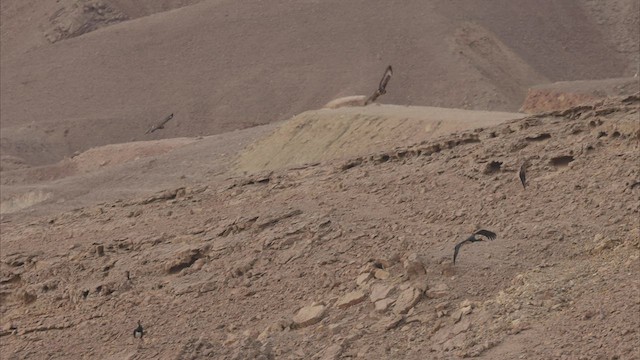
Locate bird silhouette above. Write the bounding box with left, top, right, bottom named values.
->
left=365, top=65, right=393, bottom=105
left=133, top=320, right=144, bottom=339
left=519, top=162, right=527, bottom=189
left=453, top=230, right=497, bottom=264
left=146, top=113, right=174, bottom=134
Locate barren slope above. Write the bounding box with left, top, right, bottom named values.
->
left=1, top=0, right=638, bottom=166
left=1, top=95, right=638, bottom=359
left=521, top=77, right=640, bottom=113
left=0, top=105, right=518, bottom=217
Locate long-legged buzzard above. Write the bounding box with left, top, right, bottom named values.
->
left=146, top=113, right=174, bottom=134
left=453, top=229, right=497, bottom=264
left=364, top=65, right=393, bottom=105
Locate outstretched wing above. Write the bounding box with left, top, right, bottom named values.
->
left=519, top=163, right=527, bottom=189
left=145, top=113, right=174, bottom=134
left=474, top=229, right=496, bottom=240
left=364, top=91, right=380, bottom=105
left=453, top=238, right=471, bottom=264
left=159, top=113, right=174, bottom=127
left=378, top=65, right=393, bottom=92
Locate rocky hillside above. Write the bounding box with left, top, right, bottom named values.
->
left=521, top=77, right=639, bottom=113
left=1, top=95, right=638, bottom=359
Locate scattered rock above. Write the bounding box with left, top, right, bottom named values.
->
left=336, top=291, right=366, bottom=309
left=369, top=258, right=392, bottom=270
left=375, top=298, right=396, bottom=312
left=192, top=258, right=206, bottom=271
left=393, top=287, right=422, bottom=314
left=126, top=209, right=142, bottom=218
left=355, top=272, right=372, bottom=288
left=406, top=312, right=436, bottom=325
left=451, top=310, right=463, bottom=324
left=484, top=161, right=503, bottom=174
left=403, top=253, right=427, bottom=279
left=373, top=269, right=390, bottom=280
left=435, top=302, right=450, bottom=311
left=426, top=283, right=449, bottom=299
left=230, top=257, right=257, bottom=277
left=588, top=233, right=619, bottom=253
left=320, top=344, right=343, bottom=360
left=4, top=252, right=40, bottom=267
left=258, top=319, right=292, bottom=342
left=231, top=336, right=274, bottom=360
left=410, top=278, right=429, bottom=293
left=15, top=289, right=37, bottom=305
left=375, top=315, right=404, bottom=331
left=441, top=332, right=466, bottom=351
left=164, top=247, right=203, bottom=274
left=459, top=299, right=474, bottom=315
left=452, top=317, right=471, bottom=335
left=510, top=318, right=531, bottom=334
left=459, top=299, right=474, bottom=308
left=370, top=284, right=395, bottom=303
left=293, top=304, right=326, bottom=328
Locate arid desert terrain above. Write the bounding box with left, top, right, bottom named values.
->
left=1, top=0, right=639, bottom=359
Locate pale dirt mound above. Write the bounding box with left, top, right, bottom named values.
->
left=0, top=123, right=276, bottom=217
left=0, top=190, right=52, bottom=215
left=323, top=96, right=368, bottom=109
left=71, top=137, right=196, bottom=174
left=0, top=138, right=195, bottom=187
left=0, top=138, right=195, bottom=214
left=0, top=96, right=638, bottom=359
left=521, top=77, right=640, bottom=113
left=236, top=105, right=524, bottom=174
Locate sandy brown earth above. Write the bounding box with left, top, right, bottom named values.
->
left=1, top=0, right=638, bottom=166
left=1, top=1, right=640, bottom=359
left=1, top=95, right=638, bottom=359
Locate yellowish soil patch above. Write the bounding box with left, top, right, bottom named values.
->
left=235, top=105, right=524, bottom=173
left=0, top=190, right=52, bottom=214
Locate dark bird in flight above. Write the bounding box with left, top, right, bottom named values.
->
left=145, top=113, right=174, bottom=134
left=133, top=321, right=144, bottom=339
left=364, top=65, right=393, bottom=105
left=519, top=162, right=527, bottom=189
left=453, top=229, right=497, bottom=264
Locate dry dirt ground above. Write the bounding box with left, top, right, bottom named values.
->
left=1, top=94, right=638, bottom=359
left=2, top=1, right=640, bottom=358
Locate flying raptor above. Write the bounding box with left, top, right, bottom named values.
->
left=519, top=162, right=527, bottom=189
left=364, top=65, right=393, bottom=105
left=453, top=229, right=497, bottom=264
left=145, top=113, right=174, bottom=134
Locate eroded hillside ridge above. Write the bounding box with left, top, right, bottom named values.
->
left=520, top=77, right=640, bottom=113
left=2, top=1, right=638, bottom=169
left=1, top=95, right=639, bottom=359
left=43, top=0, right=204, bottom=43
